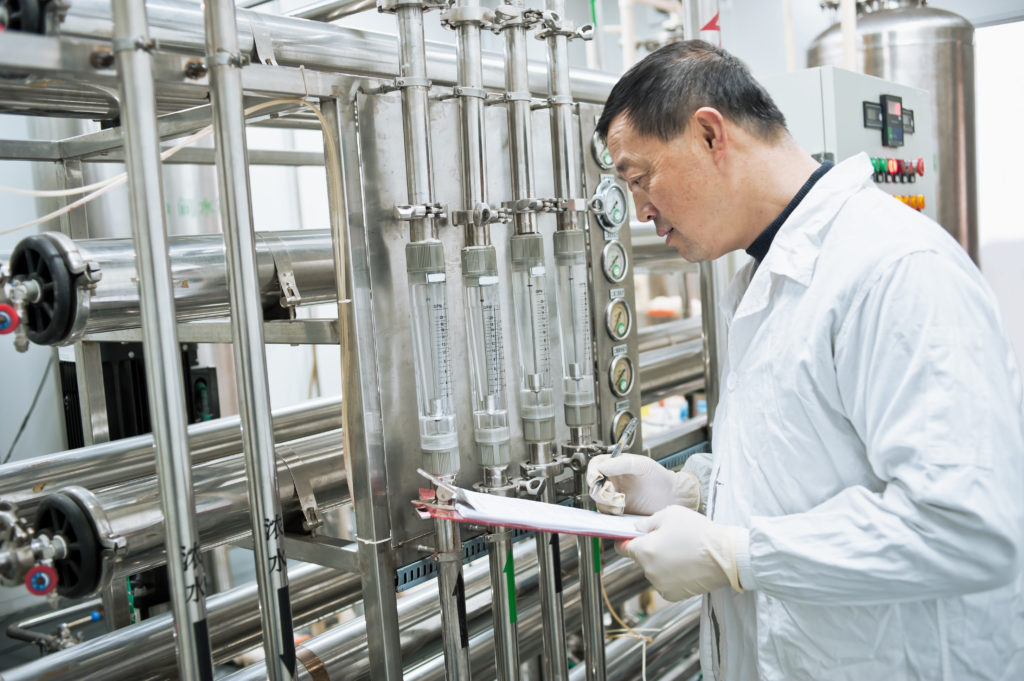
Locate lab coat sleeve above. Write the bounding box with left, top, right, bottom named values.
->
left=739, top=249, right=1024, bottom=605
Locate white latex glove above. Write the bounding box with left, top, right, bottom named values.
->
left=619, top=505, right=746, bottom=602
left=586, top=453, right=701, bottom=516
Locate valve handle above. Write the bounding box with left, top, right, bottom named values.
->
left=0, top=303, right=18, bottom=334
left=25, top=564, right=58, bottom=596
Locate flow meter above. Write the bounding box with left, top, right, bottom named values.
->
left=591, top=176, right=628, bottom=231
left=611, top=409, right=638, bottom=447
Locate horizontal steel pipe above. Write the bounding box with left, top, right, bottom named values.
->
left=0, top=396, right=342, bottom=519
left=5, top=230, right=337, bottom=346
left=0, top=561, right=362, bottom=681
left=639, top=338, right=705, bottom=404
left=76, top=428, right=347, bottom=586
left=52, top=0, right=616, bottom=103
left=637, top=316, right=702, bottom=354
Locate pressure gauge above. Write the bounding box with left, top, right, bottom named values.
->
left=592, top=130, right=614, bottom=169
left=611, top=409, right=638, bottom=447
left=609, top=356, right=634, bottom=397
left=591, top=176, right=628, bottom=231
left=601, top=240, right=628, bottom=283
left=605, top=298, right=632, bottom=341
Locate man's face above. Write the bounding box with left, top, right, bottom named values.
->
left=606, top=114, right=726, bottom=262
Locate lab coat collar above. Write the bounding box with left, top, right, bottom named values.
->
left=760, top=153, right=874, bottom=286
left=723, top=154, right=874, bottom=324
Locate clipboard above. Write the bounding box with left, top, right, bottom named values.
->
left=413, top=480, right=646, bottom=540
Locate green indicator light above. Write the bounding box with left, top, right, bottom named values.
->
left=617, top=322, right=626, bottom=336
left=602, top=150, right=612, bottom=165
left=611, top=263, right=621, bottom=276
left=593, top=537, right=601, bottom=574
left=612, top=207, right=621, bottom=221
left=618, top=378, right=627, bottom=391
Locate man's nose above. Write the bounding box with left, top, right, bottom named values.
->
left=636, top=200, right=657, bottom=223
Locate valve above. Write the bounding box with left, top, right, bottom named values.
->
left=0, top=302, right=18, bottom=334
left=25, top=564, right=58, bottom=596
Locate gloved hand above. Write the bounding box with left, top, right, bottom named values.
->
left=619, top=505, right=747, bottom=602
left=586, top=453, right=701, bottom=516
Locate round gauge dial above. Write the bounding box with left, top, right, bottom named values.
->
left=601, top=240, right=628, bottom=283
left=592, top=130, right=614, bottom=169
left=609, top=356, right=634, bottom=397
left=611, top=410, right=638, bottom=447
left=605, top=299, right=632, bottom=341
left=592, top=178, right=628, bottom=230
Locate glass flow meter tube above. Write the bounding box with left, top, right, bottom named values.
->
left=406, top=241, right=460, bottom=474
left=553, top=230, right=596, bottom=428
left=462, top=246, right=511, bottom=467
left=510, top=233, right=557, bottom=445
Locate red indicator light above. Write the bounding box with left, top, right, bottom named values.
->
left=916, top=157, right=925, bottom=176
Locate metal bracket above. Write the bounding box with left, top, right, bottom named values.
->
left=250, top=16, right=279, bottom=66
left=259, top=234, right=303, bottom=309
left=534, top=11, right=594, bottom=40
left=394, top=203, right=447, bottom=221
left=450, top=201, right=506, bottom=227
left=277, top=449, right=324, bottom=533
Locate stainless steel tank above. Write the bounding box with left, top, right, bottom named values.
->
left=808, top=0, right=977, bottom=261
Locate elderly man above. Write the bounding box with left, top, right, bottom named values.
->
left=586, top=40, right=1024, bottom=680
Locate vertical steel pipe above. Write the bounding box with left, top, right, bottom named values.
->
left=544, top=0, right=581, bottom=233
left=500, top=1, right=569, bottom=678
left=320, top=96, right=404, bottom=681
left=393, top=2, right=471, bottom=678
left=450, top=0, right=520, bottom=677
left=698, top=260, right=722, bottom=427
left=202, top=1, right=295, bottom=678
left=110, top=2, right=214, bottom=680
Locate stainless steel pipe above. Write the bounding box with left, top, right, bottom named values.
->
left=0, top=396, right=342, bottom=519
left=51, top=0, right=617, bottom=104
left=203, top=0, right=294, bottom=676
left=639, top=336, right=705, bottom=404
left=112, top=2, right=214, bottom=678
left=78, top=429, right=345, bottom=586
left=0, top=562, right=362, bottom=681
left=4, top=229, right=337, bottom=346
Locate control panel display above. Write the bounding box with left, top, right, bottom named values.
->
left=881, top=94, right=904, bottom=147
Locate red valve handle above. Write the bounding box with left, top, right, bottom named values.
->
left=0, top=303, right=18, bottom=335
left=25, top=565, right=58, bottom=596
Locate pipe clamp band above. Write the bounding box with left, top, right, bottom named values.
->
left=453, top=86, right=487, bottom=99
left=207, top=52, right=249, bottom=68
left=111, top=37, right=156, bottom=54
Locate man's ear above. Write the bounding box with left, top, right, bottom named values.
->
left=692, top=107, right=728, bottom=163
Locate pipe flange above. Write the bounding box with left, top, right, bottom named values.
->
left=501, top=198, right=544, bottom=215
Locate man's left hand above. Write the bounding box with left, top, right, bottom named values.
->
left=619, top=505, right=748, bottom=601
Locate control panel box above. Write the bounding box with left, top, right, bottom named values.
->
left=761, top=66, right=937, bottom=222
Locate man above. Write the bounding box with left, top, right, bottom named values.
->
left=586, top=40, right=1024, bottom=680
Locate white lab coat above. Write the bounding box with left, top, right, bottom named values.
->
left=701, top=153, right=1024, bottom=681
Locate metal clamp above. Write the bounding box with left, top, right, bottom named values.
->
left=250, top=16, right=278, bottom=66
left=377, top=0, right=449, bottom=13
left=111, top=36, right=157, bottom=54
left=207, top=51, right=251, bottom=68
left=520, top=459, right=564, bottom=480
left=491, top=5, right=543, bottom=31
left=450, top=201, right=501, bottom=227
left=514, top=475, right=546, bottom=497
left=440, top=5, right=493, bottom=28
left=534, top=11, right=594, bottom=41
left=395, top=203, right=448, bottom=221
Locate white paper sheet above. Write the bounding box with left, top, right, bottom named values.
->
left=446, top=487, right=647, bottom=540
